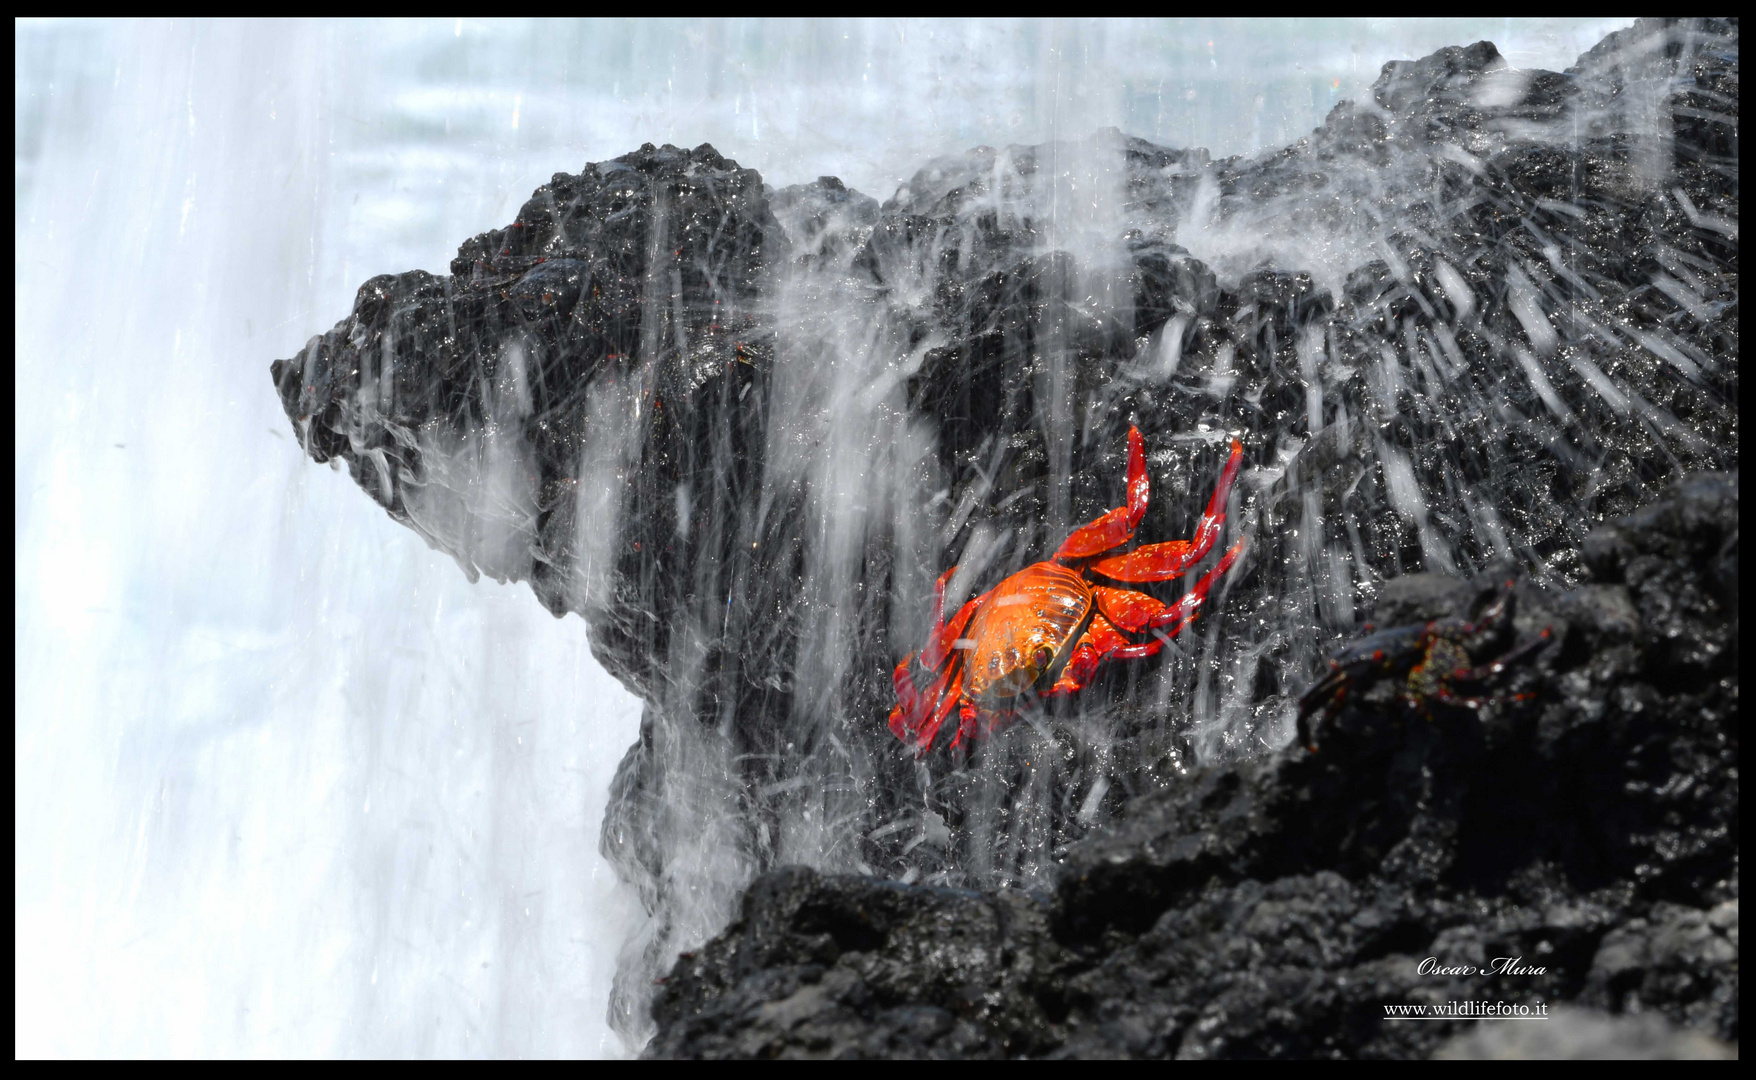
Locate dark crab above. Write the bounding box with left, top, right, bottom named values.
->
left=1296, top=581, right=1553, bottom=750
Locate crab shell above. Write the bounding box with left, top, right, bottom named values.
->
left=959, top=563, right=1091, bottom=703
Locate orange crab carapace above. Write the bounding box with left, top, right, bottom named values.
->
left=888, top=427, right=1246, bottom=753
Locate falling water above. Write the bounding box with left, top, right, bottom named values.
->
left=20, top=18, right=1729, bottom=1059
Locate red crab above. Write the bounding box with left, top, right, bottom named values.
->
left=889, top=427, right=1247, bottom=753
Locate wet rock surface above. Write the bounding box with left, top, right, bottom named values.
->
left=271, top=140, right=783, bottom=704
left=270, top=18, right=1738, bottom=1053
left=650, top=473, right=1737, bottom=1058
left=1432, top=1005, right=1737, bottom=1060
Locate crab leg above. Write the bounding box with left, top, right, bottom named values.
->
left=1430, top=627, right=1554, bottom=708
left=909, top=664, right=967, bottom=752
left=1296, top=663, right=1353, bottom=727
left=921, top=567, right=981, bottom=670
left=891, top=565, right=990, bottom=752
left=1087, top=536, right=1246, bottom=665
left=892, top=568, right=978, bottom=717
left=1090, top=540, right=1195, bottom=582
left=1089, top=439, right=1243, bottom=581
left=891, top=652, right=922, bottom=719
left=890, top=652, right=960, bottom=744
left=892, top=572, right=975, bottom=751
left=1053, top=426, right=1150, bottom=560
left=952, top=701, right=981, bottom=750
left=922, top=567, right=956, bottom=649
left=891, top=570, right=957, bottom=727
left=1090, top=586, right=1169, bottom=634
left=1459, top=626, right=1553, bottom=680
left=1138, top=537, right=1245, bottom=637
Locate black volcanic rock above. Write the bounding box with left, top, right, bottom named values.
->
left=270, top=18, right=1738, bottom=1051
left=1434, top=1005, right=1736, bottom=1059
left=649, top=472, right=1738, bottom=1058
left=271, top=141, right=784, bottom=703
left=646, top=867, right=1071, bottom=1059
left=769, top=176, right=880, bottom=265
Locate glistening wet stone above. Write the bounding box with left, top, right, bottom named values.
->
left=649, top=472, right=1738, bottom=1058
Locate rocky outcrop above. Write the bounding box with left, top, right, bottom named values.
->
left=270, top=18, right=1738, bottom=1051
left=648, top=473, right=1738, bottom=1058
left=270, top=142, right=784, bottom=702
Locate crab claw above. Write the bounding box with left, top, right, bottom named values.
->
left=1054, top=426, right=1149, bottom=560
left=1091, top=439, right=1244, bottom=582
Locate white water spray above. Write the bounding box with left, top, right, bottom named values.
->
left=17, top=18, right=1642, bottom=1057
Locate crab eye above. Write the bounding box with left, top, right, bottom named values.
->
left=1035, top=647, right=1051, bottom=669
